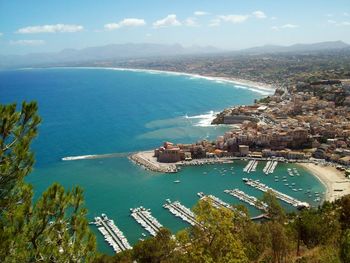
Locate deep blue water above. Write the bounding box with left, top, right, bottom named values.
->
left=0, top=68, right=325, bottom=254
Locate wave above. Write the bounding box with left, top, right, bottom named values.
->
left=185, top=110, right=218, bottom=127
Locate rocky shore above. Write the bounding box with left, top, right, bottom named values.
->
left=129, top=151, right=177, bottom=173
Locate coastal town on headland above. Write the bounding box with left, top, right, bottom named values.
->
left=131, top=77, right=350, bottom=202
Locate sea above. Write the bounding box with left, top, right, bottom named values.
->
left=0, top=67, right=325, bottom=254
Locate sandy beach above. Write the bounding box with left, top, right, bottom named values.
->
left=298, top=163, right=350, bottom=202
left=110, top=67, right=276, bottom=94
left=57, top=66, right=275, bottom=95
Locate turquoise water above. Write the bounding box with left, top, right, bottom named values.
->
left=0, top=68, right=325, bottom=254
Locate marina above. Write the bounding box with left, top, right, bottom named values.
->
left=163, top=199, right=200, bottom=227
left=243, top=178, right=310, bottom=209
left=243, top=160, right=258, bottom=173
left=94, top=214, right=132, bottom=254
left=224, top=189, right=268, bottom=212
left=197, top=192, right=236, bottom=211
left=263, top=160, right=278, bottom=174
left=130, top=207, right=163, bottom=236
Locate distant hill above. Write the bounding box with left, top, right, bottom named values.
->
left=0, top=43, right=222, bottom=68
left=239, top=40, right=350, bottom=54
left=1, top=41, right=349, bottom=68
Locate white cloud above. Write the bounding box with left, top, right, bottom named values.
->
left=153, top=14, right=181, bottom=28
left=104, top=23, right=120, bottom=30
left=184, top=17, right=198, bottom=27
left=326, top=14, right=334, bottom=17
left=120, top=18, right=146, bottom=27
left=339, top=21, right=350, bottom=26
left=209, top=18, right=221, bottom=27
left=270, top=16, right=277, bottom=20
left=281, top=24, right=299, bottom=29
left=252, top=10, right=267, bottom=19
left=219, top=14, right=249, bottom=24
left=326, top=19, right=350, bottom=26
left=271, top=24, right=299, bottom=31
left=0, top=32, right=3, bottom=37
left=104, top=18, right=146, bottom=30
left=344, top=12, right=349, bottom=17
left=17, top=24, right=83, bottom=34
left=10, top=39, right=45, bottom=46
left=194, top=11, right=209, bottom=16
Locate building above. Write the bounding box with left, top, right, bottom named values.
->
left=239, top=145, right=249, bottom=156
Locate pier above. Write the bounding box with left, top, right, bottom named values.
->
left=243, top=178, right=310, bottom=209
left=263, top=160, right=278, bottom=174
left=94, top=214, right=132, bottom=254
left=224, top=189, right=268, bottom=212
left=131, top=207, right=163, bottom=236
left=243, top=160, right=258, bottom=173
left=163, top=199, right=200, bottom=227
left=197, top=192, right=236, bottom=211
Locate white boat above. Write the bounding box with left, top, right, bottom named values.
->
left=174, top=180, right=181, bottom=183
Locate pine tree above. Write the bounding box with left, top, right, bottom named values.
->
left=0, top=102, right=96, bottom=262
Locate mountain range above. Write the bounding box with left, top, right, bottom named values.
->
left=1, top=41, right=349, bottom=68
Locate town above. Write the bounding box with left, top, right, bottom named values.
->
left=149, top=79, right=350, bottom=172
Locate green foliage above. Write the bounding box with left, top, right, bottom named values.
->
left=178, top=200, right=248, bottom=263
left=296, top=207, right=341, bottom=248
left=341, top=229, right=350, bottom=263
left=0, top=102, right=96, bottom=262
left=132, top=228, right=178, bottom=263
left=262, top=190, right=286, bottom=222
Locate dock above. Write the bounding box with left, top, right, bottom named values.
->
left=130, top=207, right=163, bottom=236
left=94, top=214, right=132, bottom=254
left=243, top=160, right=258, bottom=173
left=197, top=192, right=236, bottom=211
left=224, top=189, right=268, bottom=212
left=263, top=160, right=278, bottom=174
left=163, top=199, right=200, bottom=227
left=243, top=178, right=310, bottom=209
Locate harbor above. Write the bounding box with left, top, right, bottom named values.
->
left=93, top=214, right=132, bottom=254
left=197, top=192, right=236, bottom=211
left=243, top=178, right=310, bottom=209
left=224, top=189, right=268, bottom=212
left=243, top=159, right=258, bottom=173
left=163, top=199, right=200, bottom=227
left=263, top=160, right=278, bottom=174
left=130, top=207, right=163, bottom=236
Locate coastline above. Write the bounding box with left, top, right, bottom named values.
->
left=297, top=163, right=350, bottom=202
left=26, top=66, right=276, bottom=95
left=108, top=67, right=276, bottom=95
left=131, top=150, right=350, bottom=203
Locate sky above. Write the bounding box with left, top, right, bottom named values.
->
left=0, top=0, right=350, bottom=55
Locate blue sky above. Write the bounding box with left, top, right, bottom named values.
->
left=1, top=0, right=350, bottom=55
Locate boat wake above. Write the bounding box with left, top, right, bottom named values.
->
left=62, top=152, right=131, bottom=161
left=185, top=111, right=218, bottom=127
left=62, top=155, right=100, bottom=161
